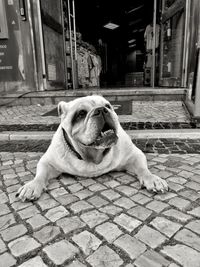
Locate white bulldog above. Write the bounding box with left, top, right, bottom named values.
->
left=17, top=95, right=168, bottom=201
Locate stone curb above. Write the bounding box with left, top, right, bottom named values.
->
left=1, top=129, right=200, bottom=141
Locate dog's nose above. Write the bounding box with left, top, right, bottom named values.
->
left=93, top=107, right=108, bottom=117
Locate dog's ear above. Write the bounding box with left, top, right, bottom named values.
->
left=58, top=101, right=68, bottom=117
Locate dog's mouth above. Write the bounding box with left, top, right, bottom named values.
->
left=81, top=122, right=118, bottom=148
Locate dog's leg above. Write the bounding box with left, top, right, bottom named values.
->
left=16, top=158, right=60, bottom=201
left=125, top=148, right=168, bottom=193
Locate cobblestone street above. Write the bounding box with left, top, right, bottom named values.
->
left=0, top=152, right=200, bottom=266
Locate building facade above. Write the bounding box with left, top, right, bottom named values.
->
left=0, top=0, right=200, bottom=118
left=0, top=0, right=66, bottom=94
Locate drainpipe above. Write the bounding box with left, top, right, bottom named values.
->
left=27, top=0, right=39, bottom=91
left=152, top=0, right=157, bottom=88
left=194, top=45, right=200, bottom=117
left=36, top=0, right=47, bottom=91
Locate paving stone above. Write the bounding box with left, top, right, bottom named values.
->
left=80, top=210, right=108, bottom=228
left=86, top=245, right=123, bottom=267
left=179, top=170, right=193, bottom=178
left=0, top=204, right=11, bottom=216
left=49, top=187, right=68, bottom=197
left=100, top=189, right=120, bottom=200
left=146, top=200, right=169, bottom=213
left=43, top=240, right=79, bottom=265
left=99, top=205, right=122, bottom=215
left=45, top=205, right=69, bottom=222
left=60, top=175, right=77, bottom=185
left=154, top=192, right=177, bottom=201
left=114, top=213, right=141, bottom=232
left=185, top=181, right=200, bottom=191
left=70, top=200, right=93, bottom=213
left=131, top=193, right=152, bottom=204
left=8, top=192, right=18, bottom=204
left=74, top=189, right=94, bottom=200
left=95, top=222, right=122, bottom=243
left=179, top=189, right=200, bottom=201
left=79, top=179, right=96, bottom=187
left=67, top=260, right=86, bottom=267
left=18, top=256, right=47, bottom=267
left=134, top=249, right=170, bottom=267
left=37, top=198, right=59, bottom=211
left=163, top=209, right=193, bottom=223
left=174, top=228, right=200, bottom=252
left=3, top=173, right=17, bottom=180
left=0, top=193, right=8, bottom=204
left=0, top=214, right=15, bottom=231
left=168, top=181, right=184, bottom=192
left=104, top=180, right=120, bottom=188
left=188, top=206, right=200, bottom=218
left=87, top=196, right=108, bottom=208
left=168, top=264, right=180, bottom=267
left=7, top=184, right=20, bottom=193
left=167, top=176, right=187, bottom=185
left=1, top=224, right=27, bottom=242
left=186, top=220, right=200, bottom=235
left=190, top=175, right=200, bottom=183
left=114, top=234, right=146, bottom=260
left=0, top=238, right=6, bottom=253
left=33, top=226, right=61, bottom=244
left=72, top=230, right=102, bottom=255
left=18, top=205, right=40, bottom=219
left=161, top=244, right=200, bottom=267
left=114, top=197, right=136, bottom=209
left=27, top=214, right=49, bottom=229
left=57, top=194, right=79, bottom=205
left=68, top=183, right=83, bottom=193
left=0, top=253, right=16, bottom=267
left=4, top=179, right=19, bottom=187
left=135, top=225, right=167, bottom=249
left=150, top=217, right=181, bottom=237
left=11, top=200, right=32, bottom=211
left=115, top=185, right=137, bottom=196
left=89, top=183, right=107, bottom=192
left=127, top=205, right=152, bottom=221
left=116, top=174, right=135, bottom=184
left=168, top=196, right=191, bottom=211
left=56, top=216, right=86, bottom=234
left=8, top=235, right=41, bottom=257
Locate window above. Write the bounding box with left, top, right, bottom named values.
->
left=0, top=0, right=8, bottom=39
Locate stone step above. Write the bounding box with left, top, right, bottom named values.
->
left=1, top=129, right=200, bottom=141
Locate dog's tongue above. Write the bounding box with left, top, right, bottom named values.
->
left=93, top=130, right=118, bottom=148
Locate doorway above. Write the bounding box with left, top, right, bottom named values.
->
left=65, top=0, right=159, bottom=89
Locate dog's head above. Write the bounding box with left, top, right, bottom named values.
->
left=58, top=95, right=119, bottom=164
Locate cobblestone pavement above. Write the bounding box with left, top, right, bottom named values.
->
left=0, top=101, right=190, bottom=126
left=0, top=152, right=200, bottom=266
left=1, top=138, right=200, bottom=154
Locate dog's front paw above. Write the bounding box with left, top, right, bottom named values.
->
left=16, top=180, right=46, bottom=201
left=140, top=173, right=168, bottom=193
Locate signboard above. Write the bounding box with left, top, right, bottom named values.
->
left=0, top=0, right=24, bottom=81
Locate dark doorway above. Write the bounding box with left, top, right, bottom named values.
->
left=74, top=0, right=154, bottom=87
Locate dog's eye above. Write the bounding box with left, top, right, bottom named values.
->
left=78, top=110, right=87, bottom=117
left=72, top=110, right=87, bottom=124
left=74, top=110, right=87, bottom=121
left=105, top=103, right=112, bottom=109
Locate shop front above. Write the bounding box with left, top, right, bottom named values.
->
left=0, top=0, right=66, bottom=94
left=64, top=0, right=197, bottom=91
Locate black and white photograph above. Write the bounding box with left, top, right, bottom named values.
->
left=0, top=0, right=200, bottom=266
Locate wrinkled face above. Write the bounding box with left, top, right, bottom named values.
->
left=58, top=95, right=119, bottom=164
